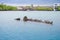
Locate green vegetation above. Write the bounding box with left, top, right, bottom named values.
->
left=0, top=4, right=17, bottom=11
left=56, top=6, right=60, bottom=11
left=34, top=7, right=54, bottom=11
left=0, top=4, right=60, bottom=11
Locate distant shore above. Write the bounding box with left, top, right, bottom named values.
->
left=0, top=4, right=60, bottom=11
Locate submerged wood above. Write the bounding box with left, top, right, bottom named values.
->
left=15, top=18, right=20, bottom=21
left=23, top=16, right=53, bottom=24
left=23, top=16, right=28, bottom=21
left=44, top=20, right=53, bottom=24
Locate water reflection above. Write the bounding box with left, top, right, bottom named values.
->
left=0, top=11, right=60, bottom=40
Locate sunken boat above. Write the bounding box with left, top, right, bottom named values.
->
left=23, top=16, right=53, bottom=24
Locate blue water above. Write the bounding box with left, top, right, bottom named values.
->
left=0, top=11, right=60, bottom=40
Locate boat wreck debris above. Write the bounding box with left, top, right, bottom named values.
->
left=15, top=18, right=20, bottom=21
left=23, top=16, right=53, bottom=24
left=15, top=16, right=53, bottom=25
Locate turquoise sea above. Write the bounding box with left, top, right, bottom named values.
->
left=0, top=11, right=60, bottom=40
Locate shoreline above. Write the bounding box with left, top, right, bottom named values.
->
left=0, top=4, right=60, bottom=11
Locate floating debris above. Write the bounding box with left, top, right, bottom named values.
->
left=23, top=16, right=28, bottom=21
left=44, top=20, right=53, bottom=24
left=15, top=18, right=20, bottom=21
left=23, top=16, right=53, bottom=25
